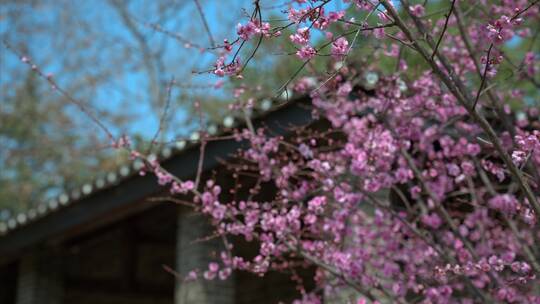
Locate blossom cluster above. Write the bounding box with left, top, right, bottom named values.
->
left=150, top=1, right=540, bottom=303
left=161, top=71, right=539, bottom=302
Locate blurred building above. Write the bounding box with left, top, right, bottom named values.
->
left=0, top=99, right=314, bottom=304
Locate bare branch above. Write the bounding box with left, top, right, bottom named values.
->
left=3, top=40, right=115, bottom=141
left=150, top=76, right=176, bottom=150
left=472, top=44, right=492, bottom=110
left=431, top=0, right=456, bottom=60
left=193, top=0, right=216, bottom=47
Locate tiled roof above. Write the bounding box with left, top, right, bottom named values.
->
left=0, top=96, right=291, bottom=236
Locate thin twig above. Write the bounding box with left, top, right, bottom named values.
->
left=3, top=40, right=115, bottom=141
left=193, top=0, right=216, bottom=47
left=141, top=20, right=208, bottom=50
left=194, top=100, right=207, bottom=190
left=472, top=44, right=493, bottom=110
left=431, top=0, right=456, bottom=60
left=150, top=76, right=175, bottom=149
left=239, top=1, right=264, bottom=74
left=511, top=0, right=540, bottom=21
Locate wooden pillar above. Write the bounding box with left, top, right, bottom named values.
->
left=16, top=252, right=63, bottom=304
left=174, top=209, right=235, bottom=304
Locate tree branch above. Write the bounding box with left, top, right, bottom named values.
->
left=431, top=0, right=456, bottom=60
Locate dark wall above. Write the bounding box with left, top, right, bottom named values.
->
left=0, top=262, right=17, bottom=304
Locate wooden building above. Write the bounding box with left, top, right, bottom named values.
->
left=0, top=99, right=314, bottom=304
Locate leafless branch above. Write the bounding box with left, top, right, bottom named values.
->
left=3, top=40, right=115, bottom=141
left=472, top=44, right=492, bottom=110
left=193, top=0, right=216, bottom=47
left=150, top=76, right=176, bottom=150
left=431, top=0, right=456, bottom=60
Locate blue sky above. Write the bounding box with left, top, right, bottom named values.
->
left=1, top=0, right=357, bottom=141
left=1, top=1, right=252, bottom=139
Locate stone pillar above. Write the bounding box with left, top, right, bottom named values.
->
left=175, top=209, right=235, bottom=304
left=16, top=252, right=64, bottom=304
